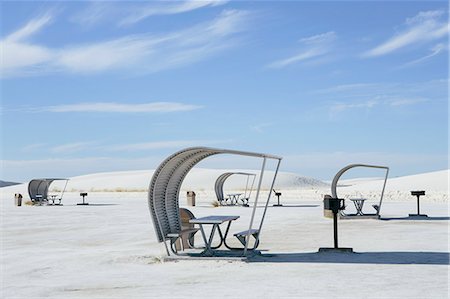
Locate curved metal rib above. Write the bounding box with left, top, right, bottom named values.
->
left=331, top=164, right=389, bottom=216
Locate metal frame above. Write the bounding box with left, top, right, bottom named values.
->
left=331, top=164, right=389, bottom=217
left=148, top=147, right=282, bottom=257
left=28, top=178, right=69, bottom=204
left=214, top=172, right=256, bottom=206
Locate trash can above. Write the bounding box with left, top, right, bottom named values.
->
left=14, top=193, right=22, bottom=206
left=323, top=195, right=344, bottom=218
left=187, top=191, right=196, bottom=206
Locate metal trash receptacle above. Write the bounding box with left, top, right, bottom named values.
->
left=15, top=193, right=22, bottom=206
left=187, top=191, right=196, bottom=206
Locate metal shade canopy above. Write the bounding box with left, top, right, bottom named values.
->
left=28, top=178, right=69, bottom=201
left=148, top=147, right=282, bottom=256
left=214, top=172, right=256, bottom=205
left=331, top=164, right=389, bottom=216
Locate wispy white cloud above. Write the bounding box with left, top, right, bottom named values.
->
left=330, top=100, right=378, bottom=114
left=107, top=139, right=230, bottom=152
left=388, top=98, right=429, bottom=106
left=250, top=122, right=273, bottom=133
left=5, top=13, right=52, bottom=42
left=401, top=43, right=447, bottom=67
left=1, top=9, right=249, bottom=78
left=1, top=14, right=54, bottom=76
left=363, top=10, right=449, bottom=57
left=51, top=142, right=95, bottom=154
left=329, top=96, right=429, bottom=115
left=267, top=31, right=337, bottom=69
left=314, top=80, right=445, bottom=118
left=21, top=143, right=47, bottom=153
left=119, top=0, right=228, bottom=26
left=42, top=102, right=203, bottom=113
left=70, top=2, right=114, bottom=27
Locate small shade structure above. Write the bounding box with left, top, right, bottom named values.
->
left=148, top=147, right=282, bottom=256
left=331, top=164, right=389, bottom=217
left=28, top=178, right=69, bottom=202
left=214, top=172, right=256, bottom=205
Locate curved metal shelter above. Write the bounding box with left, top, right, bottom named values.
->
left=331, top=164, right=389, bottom=216
left=28, top=178, right=69, bottom=203
left=148, top=147, right=282, bottom=256
left=214, top=172, right=256, bottom=206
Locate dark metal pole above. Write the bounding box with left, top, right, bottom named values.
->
left=416, top=195, right=420, bottom=215
left=333, top=211, right=338, bottom=249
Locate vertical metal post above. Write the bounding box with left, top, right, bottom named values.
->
left=333, top=211, right=338, bottom=249
left=377, top=168, right=389, bottom=215
left=244, top=175, right=250, bottom=199
left=255, top=159, right=281, bottom=246
left=416, top=195, right=420, bottom=215
left=62, top=179, right=69, bottom=198
left=244, top=157, right=266, bottom=255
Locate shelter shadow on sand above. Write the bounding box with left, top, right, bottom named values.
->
left=79, top=203, right=119, bottom=206
left=380, top=216, right=450, bottom=221
left=274, top=204, right=320, bottom=208
left=248, top=251, right=449, bottom=265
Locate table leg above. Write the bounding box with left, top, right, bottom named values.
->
left=223, top=220, right=235, bottom=250
left=199, top=224, right=218, bottom=256
left=211, top=225, right=225, bottom=249
left=358, top=201, right=364, bottom=215
left=198, top=225, right=210, bottom=253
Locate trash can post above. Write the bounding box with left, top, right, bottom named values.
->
left=319, top=196, right=353, bottom=253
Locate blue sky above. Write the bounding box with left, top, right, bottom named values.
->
left=1, top=1, right=448, bottom=182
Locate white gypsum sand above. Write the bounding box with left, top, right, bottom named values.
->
left=1, top=168, right=448, bottom=298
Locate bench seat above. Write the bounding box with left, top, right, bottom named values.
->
left=167, top=228, right=199, bottom=238
left=234, top=229, right=260, bottom=246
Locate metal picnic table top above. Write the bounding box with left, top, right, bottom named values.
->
left=190, top=215, right=240, bottom=225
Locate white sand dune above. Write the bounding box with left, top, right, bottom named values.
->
left=335, top=169, right=449, bottom=203
left=1, top=168, right=448, bottom=203
left=343, top=169, right=449, bottom=191
left=0, top=168, right=328, bottom=194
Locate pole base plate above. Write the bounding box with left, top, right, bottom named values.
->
left=273, top=204, right=283, bottom=207
left=77, top=203, right=89, bottom=205
left=408, top=214, right=428, bottom=217
left=318, top=247, right=354, bottom=253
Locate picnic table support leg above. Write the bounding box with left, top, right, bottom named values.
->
left=198, top=225, right=210, bottom=254
left=199, top=224, right=218, bottom=256
left=211, top=226, right=225, bottom=249
left=222, top=221, right=234, bottom=250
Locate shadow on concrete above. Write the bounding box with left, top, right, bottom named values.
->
left=76, top=204, right=119, bottom=206
left=271, top=204, right=320, bottom=208
left=380, top=216, right=450, bottom=221
left=248, top=251, right=450, bottom=265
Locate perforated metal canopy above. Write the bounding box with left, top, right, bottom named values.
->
left=148, top=147, right=282, bottom=255
left=214, top=172, right=256, bottom=203
left=28, top=178, right=69, bottom=200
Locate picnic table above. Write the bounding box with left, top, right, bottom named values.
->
left=349, top=198, right=366, bottom=215
left=48, top=195, right=60, bottom=205
left=35, top=194, right=44, bottom=205
left=227, top=193, right=242, bottom=205
left=189, top=215, right=239, bottom=256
